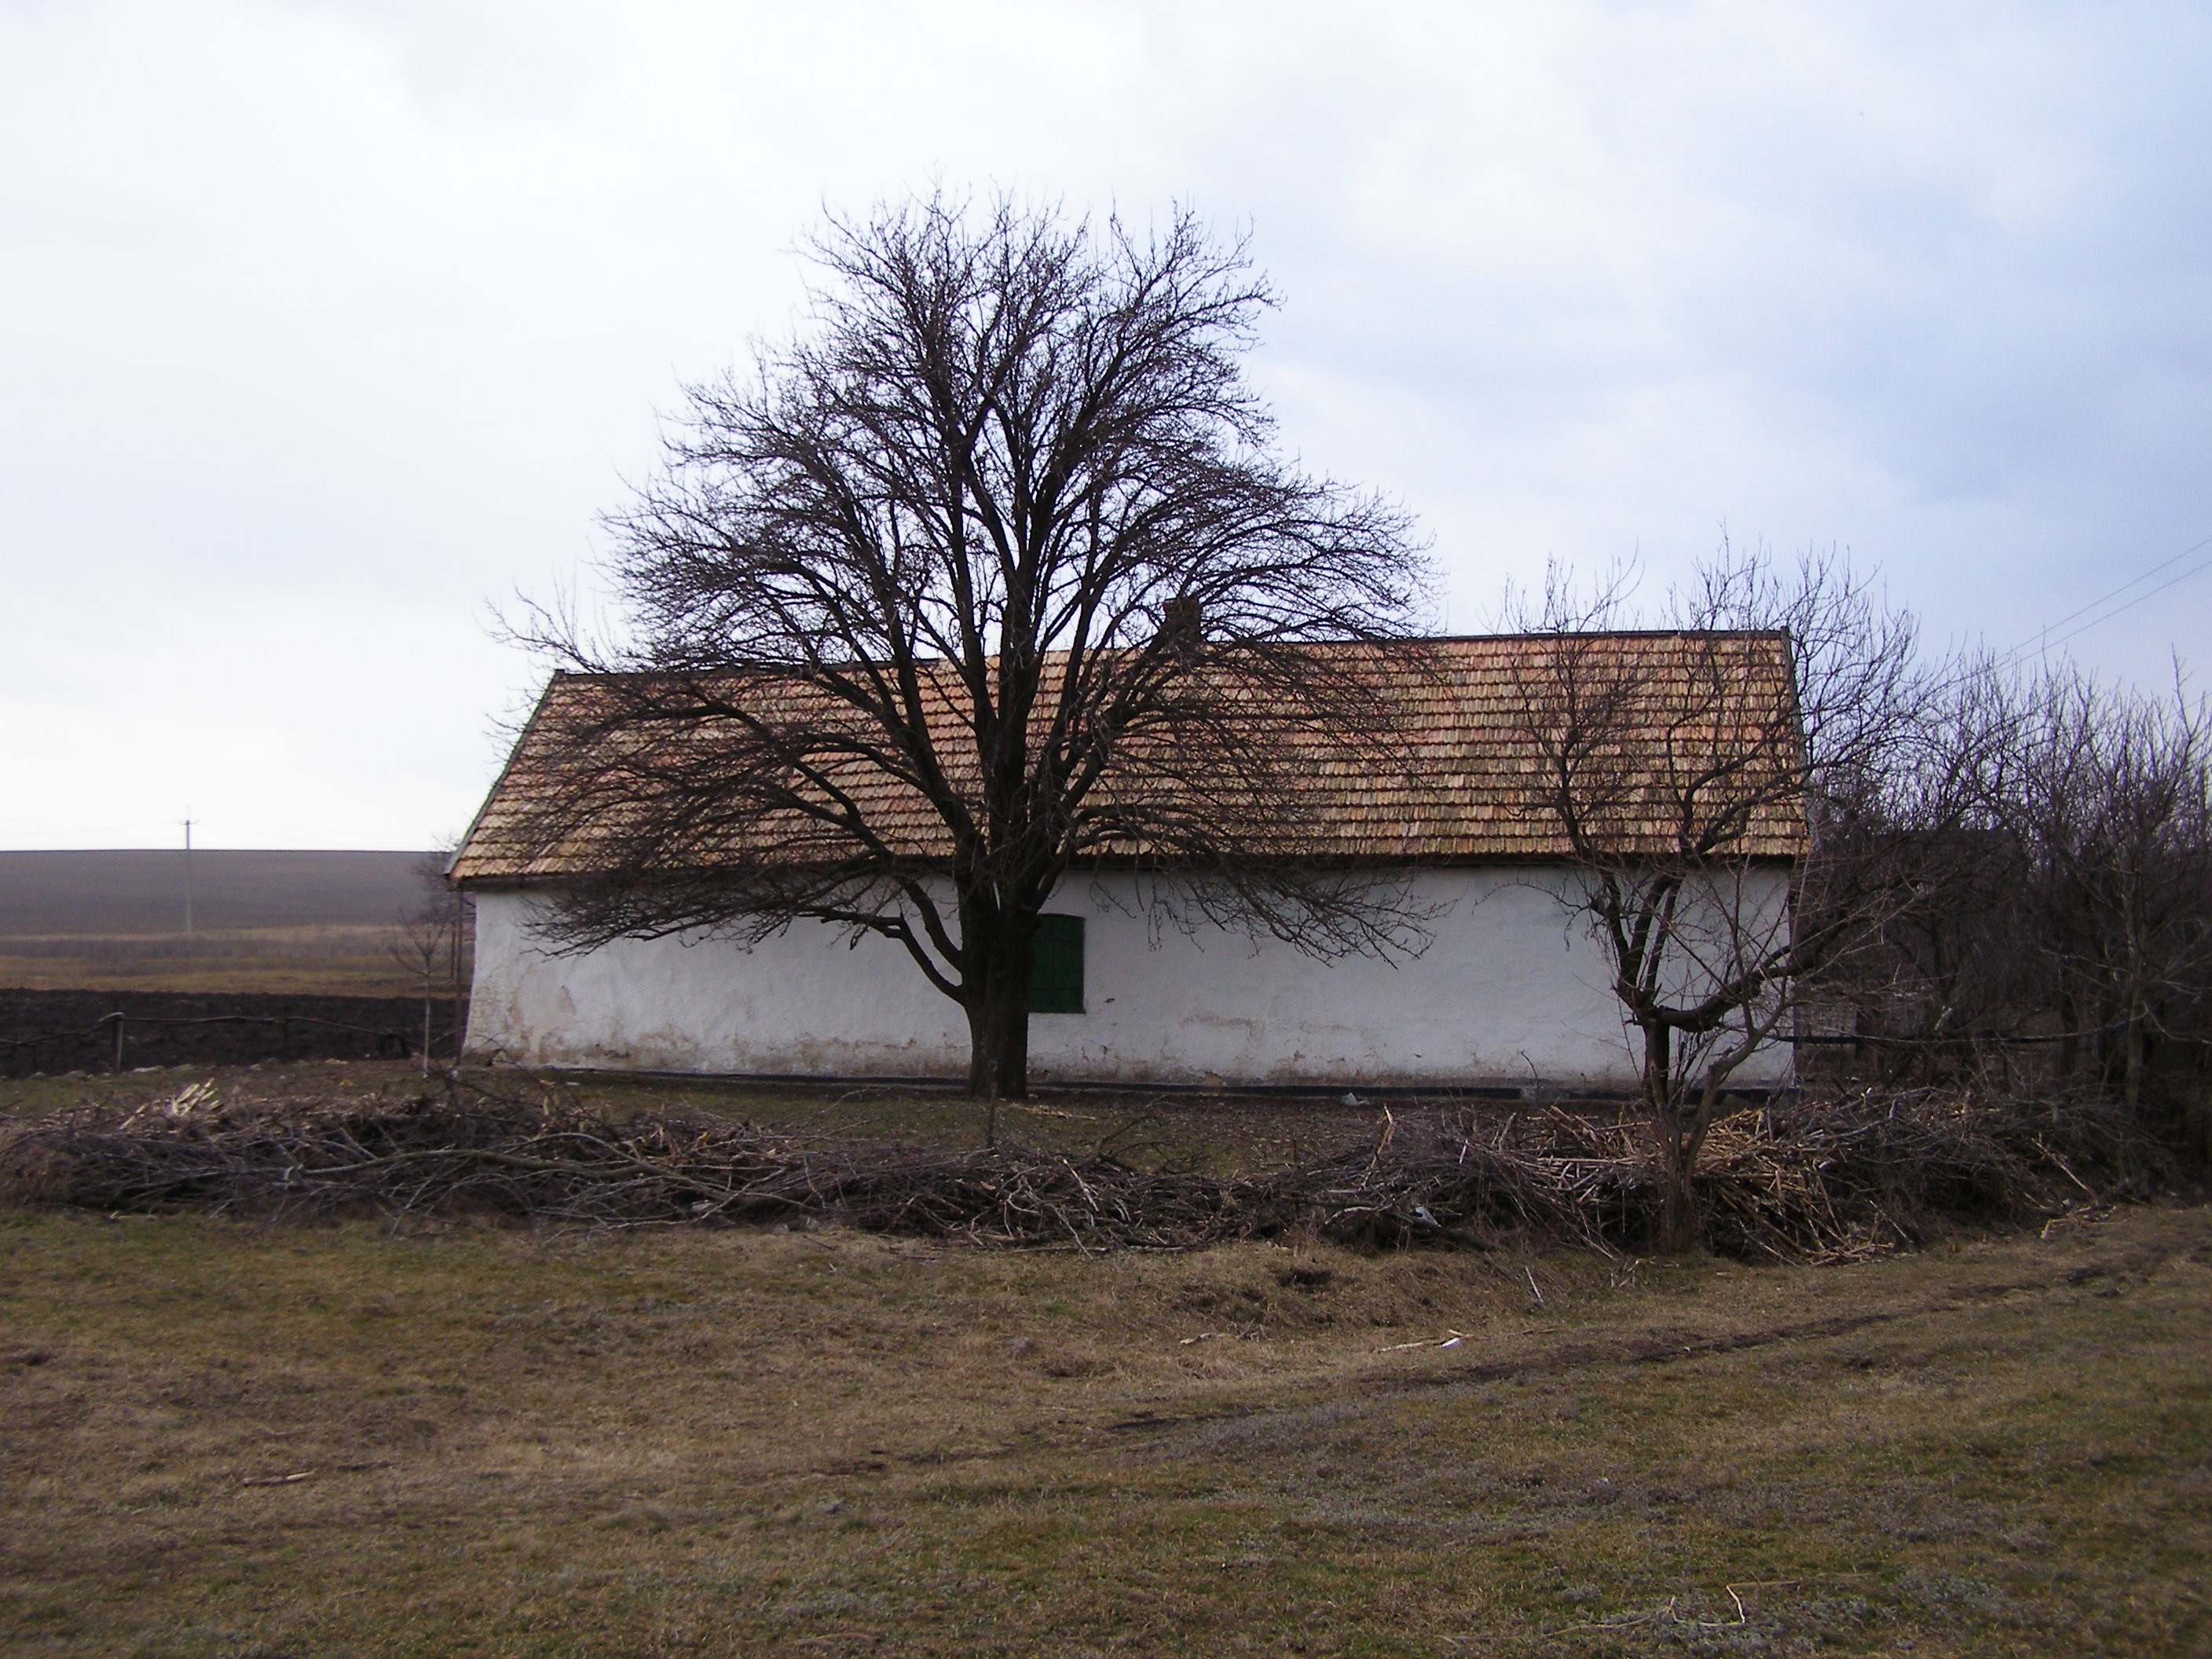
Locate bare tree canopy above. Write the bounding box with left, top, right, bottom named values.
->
left=492, top=194, right=1434, bottom=1102
left=1828, top=654, right=2212, bottom=1122
left=1497, top=545, right=1918, bottom=1249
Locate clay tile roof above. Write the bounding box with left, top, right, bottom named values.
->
left=451, top=632, right=1808, bottom=881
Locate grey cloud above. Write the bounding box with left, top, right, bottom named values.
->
left=3, top=0, right=2208, bottom=844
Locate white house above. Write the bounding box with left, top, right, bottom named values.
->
left=452, top=633, right=1805, bottom=1092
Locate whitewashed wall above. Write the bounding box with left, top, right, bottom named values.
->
left=464, top=867, right=1795, bottom=1091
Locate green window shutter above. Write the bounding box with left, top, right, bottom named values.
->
left=1029, top=914, right=1086, bottom=1015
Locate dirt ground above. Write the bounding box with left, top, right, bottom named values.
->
left=0, top=994, right=469, bottom=1079
left=0, top=1057, right=2206, bottom=1656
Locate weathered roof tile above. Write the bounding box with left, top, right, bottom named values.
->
left=452, top=632, right=1807, bottom=879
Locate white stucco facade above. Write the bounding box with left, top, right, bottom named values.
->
left=463, top=866, right=1795, bottom=1092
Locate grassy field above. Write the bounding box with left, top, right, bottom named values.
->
left=0, top=930, right=429, bottom=997
left=2, top=1066, right=2207, bottom=1657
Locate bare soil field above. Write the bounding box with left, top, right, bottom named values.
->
left=0, top=1065, right=2206, bottom=1656
left=0, top=994, right=465, bottom=1078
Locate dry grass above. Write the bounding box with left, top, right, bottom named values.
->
left=0, top=950, right=425, bottom=998
left=0, top=926, right=411, bottom=963
left=0, top=1075, right=2206, bottom=1654
left=0, top=923, right=449, bottom=996
left=0, top=956, right=419, bottom=996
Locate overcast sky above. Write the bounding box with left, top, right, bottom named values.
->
left=3, top=0, right=2207, bottom=850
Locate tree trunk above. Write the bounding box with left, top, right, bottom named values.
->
left=450, top=887, right=467, bottom=1060
left=1641, top=1020, right=1705, bottom=1254
left=2122, top=998, right=2146, bottom=1108
left=1641, top=1018, right=1673, bottom=1120
left=959, top=894, right=1037, bottom=1117
left=2057, top=991, right=2081, bottom=1086
left=1654, top=1122, right=1702, bottom=1255
left=962, top=907, right=1034, bottom=1130
left=964, top=983, right=1031, bottom=1109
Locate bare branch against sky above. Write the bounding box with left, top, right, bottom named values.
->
left=2, top=1, right=2207, bottom=848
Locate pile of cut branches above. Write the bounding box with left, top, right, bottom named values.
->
left=1690, top=1087, right=2168, bottom=1258
left=0, top=1081, right=1257, bottom=1248
left=0, top=1080, right=2170, bottom=1259
left=1249, top=1093, right=2168, bottom=1261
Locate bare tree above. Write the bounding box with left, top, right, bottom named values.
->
left=391, top=847, right=472, bottom=1072
left=1804, top=687, right=2037, bottom=1091
left=1996, top=665, right=2212, bottom=1106
left=389, top=904, right=454, bottom=1078
left=1793, top=646, right=2212, bottom=1180
left=499, top=195, right=1432, bottom=1104
left=1498, top=545, right=1920, bottom=1251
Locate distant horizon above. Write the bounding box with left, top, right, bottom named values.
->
left=0, top=848, right=441, bottom=856
left=0, top=848, right=441, bottom=937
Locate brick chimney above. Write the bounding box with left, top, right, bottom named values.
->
left=1161, top=594, right=1202, bottom=659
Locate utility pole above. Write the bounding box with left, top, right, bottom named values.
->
left=182, top=816, right=194, bottom=936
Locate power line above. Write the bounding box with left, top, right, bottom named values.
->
left=2009, top=532, right=2212, bottom=645
left=2032, top=551, right=2212, bottom=661
left=1990, top=530, right=2212, bottom=675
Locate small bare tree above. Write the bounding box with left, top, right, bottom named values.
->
left=500, top=194, right=1433, bottom=1104
left=1499, top=545, right=1920, bottom=1251
left=388, top=906, right=453, bottom=1078
left=390, top=847, right=473, bottom=1073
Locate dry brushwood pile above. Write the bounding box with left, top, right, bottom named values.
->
left=0, top=1080, right=2170, bottom=1261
